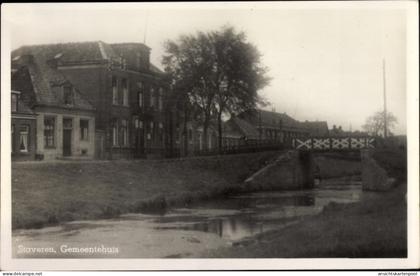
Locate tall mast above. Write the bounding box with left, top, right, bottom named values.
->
left=383, top=58, right=387, bottom=138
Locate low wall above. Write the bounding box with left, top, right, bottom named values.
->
left=244, top=150, right=314, bottom=190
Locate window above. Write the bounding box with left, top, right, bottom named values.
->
left=138, top=92, right=143, bottom=107
left=136, top=53, right=142, bottom=69
left=122, top=79, right=129, bottom=106
left=188, top=128, right=193, bottom=143
left=158, top=88, right=163, bottom=111
left=208, top=133, right=212, bottom=149
left=175, top=127, right=180, bottom=144
left=44, top=117, right=55, bottom=148
left=19, top=125, right=29, bottom=152
left=11, top=124, right=15, bottom=153
left=11, top=93, right=18, bottom=112
left=63, top=118, right=72, bottom=129
left=112, top=76, right=118, bottom=105
left=112, top=120, right=118, bottom=146
left=198, top=133, right=203, bottom=150
left=149, top=121, right=154, bottom=140
left=80, top=119, right=89, bottom=141
left=120, top=119, right=128, bottom=146
left=150, top=88, right=154, bottom=107
left=63, top=85, right=73, bottom=105
left=134, top=118, right=143, bottom=129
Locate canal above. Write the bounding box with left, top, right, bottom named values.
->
left=13, top=176, right=362, bottom=258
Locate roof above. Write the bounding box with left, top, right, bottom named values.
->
left=222, top=119, right=244, bottom=139
left=110, top=42, right=150, bottom=51
left=229, top=117, right=260, bottom=140
left=11, top=49, right=94, bottom=111
left=239, top=109, right=303, bottom=130
left=13, top=42, right=110, bottom=64
left=12, top=41, right=165, bottom=77
left=149, top=63, right=165, bottom=74
left=301, top=121, right=329, bottom=132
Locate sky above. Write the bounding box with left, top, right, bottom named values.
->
left=3, top=2, right=408, bottom=134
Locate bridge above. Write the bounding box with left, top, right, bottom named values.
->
left=292, top=136, right=375, bottom=151
left=245, top=136, right=378, bottom=191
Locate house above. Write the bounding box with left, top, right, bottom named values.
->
left=11, top=90, right=37, bottom=161
left=301, top=120, right=329, bottom=137
left=181, top=109, right=319, bottom=154
left=11, top=54, right=96, bottom=160
left=236, top=109, right=310, bottom=143
left=12, top=41, right=170, bottom=159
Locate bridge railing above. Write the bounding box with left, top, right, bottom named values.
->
left=292, top=136, right=375, bottom=151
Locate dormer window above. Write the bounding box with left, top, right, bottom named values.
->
left=63, top=85, right=73, bottom=105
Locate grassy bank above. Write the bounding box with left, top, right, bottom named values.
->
left=12, top=151, right=279, bottom=229
left=372, top=148, right=407, bottom=181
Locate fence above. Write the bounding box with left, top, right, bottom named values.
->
left=292, top=136, right=375, bottom=151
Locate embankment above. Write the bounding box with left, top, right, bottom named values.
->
left=12, top=151, right=280, bottom=229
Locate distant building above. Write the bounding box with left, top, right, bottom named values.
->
left=330, top=125, right=345, bottom=136
left=236, top=109, right=310, bottom=143
left=301, top=120, right=329, bottom=137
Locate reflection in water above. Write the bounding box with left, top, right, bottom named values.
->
left=13, top=177, right=362, bottom=258
left=150, top=178, right=360, bottom=241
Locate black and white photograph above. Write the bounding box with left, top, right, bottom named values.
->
left=1, top=1, right=418, bottom=271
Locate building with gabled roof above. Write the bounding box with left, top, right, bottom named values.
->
left=301, top=120, right=329, bottom=137
left=11, top=54, right=96, bottom=160
left=12, top=41, right=170, bottom=160
left=236, top=109, right=310, bottom=142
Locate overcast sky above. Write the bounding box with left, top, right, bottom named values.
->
left=4, top=3, right=408, bottom=134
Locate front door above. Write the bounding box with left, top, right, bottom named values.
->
left=63, top=118, right=72, bottom=156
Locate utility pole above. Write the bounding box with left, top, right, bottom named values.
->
left=383, top=58, right=388, bottom=138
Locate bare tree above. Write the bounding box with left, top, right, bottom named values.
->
left=362, top=111, right=398, bottom=137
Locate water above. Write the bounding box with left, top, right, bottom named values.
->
left=13, top=177, right=362, bottom=258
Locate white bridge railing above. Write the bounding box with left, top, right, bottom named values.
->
left=292, top=137, right=375, bottom=151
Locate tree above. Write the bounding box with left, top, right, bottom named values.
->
left=362, top=111, right=398, bottom=137
left=162, top=26, right=270, bottom=152
left=163, top=32, right=217, bottom=151
left=210, top=26, right=270, bottom=151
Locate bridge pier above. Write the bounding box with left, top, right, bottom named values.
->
left=244, top=150, right=314, bottom=190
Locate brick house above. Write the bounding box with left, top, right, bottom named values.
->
left=12, top=41, right=170, bottom=159
left=11, top=53, right=96, bottom=160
